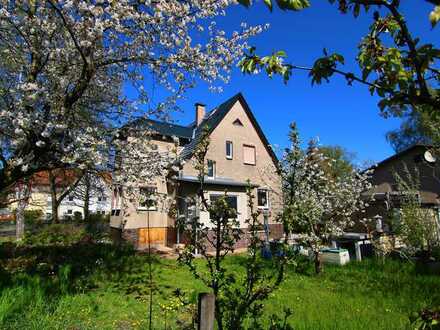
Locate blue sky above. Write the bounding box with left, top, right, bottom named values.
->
left=134, top=1, right=436, bottom=165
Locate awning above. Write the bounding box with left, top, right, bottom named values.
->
left=177, top=175, right=258, bottom=187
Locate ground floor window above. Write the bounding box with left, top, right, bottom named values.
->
left=111, top=186, right=122, bottom=216
left=257, top=189, right=269, bottom=209
left=138, top=186, right=157, bottom=211
left=209, top=194, right=238, bottom=219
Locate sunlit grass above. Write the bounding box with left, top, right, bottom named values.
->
left=0, top=243, right=438, bottom=329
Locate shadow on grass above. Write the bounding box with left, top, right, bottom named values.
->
left=0, top=240, right=166, bottom=294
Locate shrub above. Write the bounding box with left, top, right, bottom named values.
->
left=84, top=213, right=110, bottom=240
left=24, top=210, right=44, bottom=226
left=23, top=224, right=88, bottom=246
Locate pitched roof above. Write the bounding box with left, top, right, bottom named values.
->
left=123, top=93, right=278, bottom=166
left=128, top=118, right=193, bottom=140
left=373, top=144, right=433, bottom=169
left=31, top=169, right=112, bottom=186
left=180, top=93, right=279, bottom=166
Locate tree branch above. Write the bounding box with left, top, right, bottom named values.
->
left=47, top=0, right=88, bottom=66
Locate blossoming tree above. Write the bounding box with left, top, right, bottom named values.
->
left=0, top=0, right=264, bottom=193
left=281, top=123, right=373, bottom=273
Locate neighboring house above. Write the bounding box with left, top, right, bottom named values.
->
left=334, top=145, right=440, bottom=260
left=111, top=93, right=283, bottom=249
left=9, top=170, right=112, bottom=220
left=366, top=144, right=440, bottom=229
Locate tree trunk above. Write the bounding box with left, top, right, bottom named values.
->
left=83, top=174, right=90, bottom=220
left=52, top=199, right=60, bottom=223
left=314, top=251, right=323, bottom=274
left=49, top=171, right=60, bottom=223
left=15, top=183, right=29, bottom=241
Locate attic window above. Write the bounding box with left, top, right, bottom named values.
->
left=233, top=119, right=243, bottom=126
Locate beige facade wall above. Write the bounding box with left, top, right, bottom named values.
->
left=182, top=99, right=283, bottom=226
left=113, top=98, right=283, bottom=242
left=112, top=137, right=178, bottom=230
left=9, top=191, right=48, bottom=214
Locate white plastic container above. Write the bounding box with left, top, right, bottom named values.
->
left=320, top=248, right=350, bottom=265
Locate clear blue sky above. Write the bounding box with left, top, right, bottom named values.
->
left=132, top=1, right=436, bottom=165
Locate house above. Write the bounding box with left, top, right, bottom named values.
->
left=334, top=144, right=440, bottom=260
left=9, top=170, right=112, bottom=220
left=110, top=93, right=284, bottom=250
left=366, top=144, right=440, bottom=228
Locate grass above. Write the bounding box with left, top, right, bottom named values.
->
left=0, top=241, right=439, bottom=330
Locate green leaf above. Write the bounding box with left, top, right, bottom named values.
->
left=429, top=5, right=440, bottom=27
left=276, top=0, right=310, bottom=11
left=264, top=0, right=273, bottom=11
left=353, top=3, right=360, bottom=17
left=238, top=0, right=252, bottom=8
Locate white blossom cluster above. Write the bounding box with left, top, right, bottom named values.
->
left=281, top=127, right=374, bottom=253
left=0, top=0, right=263, bottom=191
left=111, top=127, right=181, bottom=217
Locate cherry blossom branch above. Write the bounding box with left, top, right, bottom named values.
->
left=47, top=0, right=88, bottom=66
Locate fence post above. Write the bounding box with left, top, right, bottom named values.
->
left=197, top=292, right=215, bottom=330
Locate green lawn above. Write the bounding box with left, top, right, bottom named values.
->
left=0, top=242, right=438, bottom=329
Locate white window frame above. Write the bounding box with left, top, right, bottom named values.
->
left=137, top=186, right=157, bottom=211
left=257, top=189, right=270, bottom=209
left=226, top=141, right=233, bottom=159
left=209, top=194, right=239, bottom=220
left=207, top=160, right=216, bottom=178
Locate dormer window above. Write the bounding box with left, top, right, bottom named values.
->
left=226, top=141, right=233, bottom=159
left=233, top=119, right=243, bottom=126
left=207, top=160, right=216, bottom=178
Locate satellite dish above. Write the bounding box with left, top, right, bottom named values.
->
left=424, top=150, right=436, bottom=164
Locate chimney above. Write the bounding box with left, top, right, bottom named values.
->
left=195, top=103, right=206, bottom=126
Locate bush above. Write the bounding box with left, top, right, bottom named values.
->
left=23, top=224, right=88, bottom=246
left=84, top=213, right=110, bottom=240
left=24, top=210, right=44, bottom=226
left=432, top=246, right=440, bottom=262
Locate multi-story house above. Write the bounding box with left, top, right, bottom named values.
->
left=110, top=93, right=284, bottom=249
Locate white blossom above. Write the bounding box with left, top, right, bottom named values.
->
left=0, top=0, right=263, bottom=191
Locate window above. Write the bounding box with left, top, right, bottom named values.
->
left=233, top=118, right=244, bottom=126
left=98, top=195, right=107, bottom=202
left=243, top=145, right=256, bottom=165
left=67, top=209, right=73, bottom=215
left=207, top=160, right=216, bottom=178
left=138, top=187, right=157, bottom=211
left=257, top=189, right=269, bottom=209
left=111, top=186, right=122, bottom=216
left=68, top=195, right=74, bottom=201
left=226, top=141, right=233, bottom=159
left=209, top=195, right=238, bottom=219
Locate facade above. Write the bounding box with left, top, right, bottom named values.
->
left=110, top=93, right=284, bottom=250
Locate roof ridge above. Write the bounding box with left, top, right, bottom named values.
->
left=141, top=117, right=189, bottom=129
